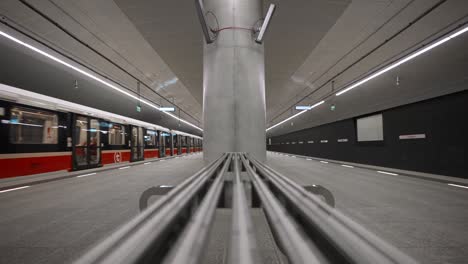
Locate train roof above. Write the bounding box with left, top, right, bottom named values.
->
left=0, top=83, right=202, bottom=138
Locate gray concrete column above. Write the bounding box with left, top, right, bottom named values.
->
left=203, top=0, right=266, bottom=162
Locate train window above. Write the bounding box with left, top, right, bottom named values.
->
left=108, top=124, right=126, bottom=145
left=145, top=130, right=157, bottom=146
left=9, top=106, right=58, bottom=144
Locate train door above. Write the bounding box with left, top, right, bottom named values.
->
left=72, top=115, right=102, bottom=170
left=187, top=137, right=191, bottom=153
left=130, top=126, right=144, bottom=162
left=171, top=134, right=178, bottom=156
left=181, top=136, right=187, bottom=154
left=165, top=133, right=172, bottom=156
left=159, top=131, right=166, bottom=157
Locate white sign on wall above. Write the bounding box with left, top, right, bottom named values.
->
left=399, top=134, right=426, bottom=140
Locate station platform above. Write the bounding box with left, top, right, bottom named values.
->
left=0, top=153, right=204, bottom=264
left=267, top=152, right=468, bottom=263
left=1, top=151, right=467, bottom=264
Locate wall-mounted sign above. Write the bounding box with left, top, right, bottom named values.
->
left=337, top=138, right=348, bottom=142
left=399, top=134, right=426, bottom=140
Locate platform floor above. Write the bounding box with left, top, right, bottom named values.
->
left=267, top=152, right=468, bottom=264
left=2, top=151, right=467, bottom=264
left=0, top=154, right=204, bottom=264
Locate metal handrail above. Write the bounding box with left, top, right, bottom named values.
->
left=247, top=154, right=419, bottom=264
left=240, top=154, right=327, bottom=263
left=75, top=152, right=418, bottom=264
left=228, top=154, right=261, bottom=264
left=74, top=154, right=229, bottom=264
left=163, top=153, right=232, bottom=264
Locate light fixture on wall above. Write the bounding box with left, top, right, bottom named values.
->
left=195, top=0, right=214, bottom=44
left=160, top=107, right=175, bottom=112
left=255, top=4, right=276, bottom=44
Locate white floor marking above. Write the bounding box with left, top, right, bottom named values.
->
left=119, top=166, right=130, bottom=170
left=291, top=156, right=296, bottom=158
left=320, top=161, right=328, bottom=164
left=341, top=165, right=354, bottom=168
left=0, top=186, right=30, bottom=193
left=144, top=162, right=151, bottom=165
left=377, top=171, right=398, bottom=176
left=77, top=173, right=97, bottom=178
left=448, top=183, right=468, bottom=189
left=306, top=158, right=312, bottom=161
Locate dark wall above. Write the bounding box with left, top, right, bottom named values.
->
left=268, top=91, right=468, bottom=178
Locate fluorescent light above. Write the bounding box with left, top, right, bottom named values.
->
left=0, top=186, right=30, bottom=193
left=160, top=107, right=175, bottom=112
left=448, top=183, right=468, bottom=189
left=377, top=170, right=398, bottom=176
left=336, top=25, right=468, bottom=96
left=320, top=161, right=328, bottom=164
left=119, top=166, right=130, bottom=170
left=256, top=4, right=276, bottom=44
left=77, top=172, right=97, bottom=178
left=266, top=101, right=324, bottom=131
left=0, top=30, right=202, bottom=131
left=295, top=106, right=313, bottom=110
left=341, top=164, right=354, bottom=168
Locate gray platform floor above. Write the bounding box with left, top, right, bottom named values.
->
left=267, top=152, right=468, bottom=264
left=0, top=154, right=204, bottom=264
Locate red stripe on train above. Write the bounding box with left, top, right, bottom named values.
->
left=144, top=149, right=160, bottom=159
left=0, top=155, right=72, bottom=179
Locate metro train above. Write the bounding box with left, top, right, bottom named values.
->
left=0, top=84, right=203, bottom=178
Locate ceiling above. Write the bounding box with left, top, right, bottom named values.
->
left=0, top=0, right=467, bottom=137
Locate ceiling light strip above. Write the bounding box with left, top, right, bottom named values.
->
left=266, top=25, right=468, bottom=132
left=0, top=30, right=203, bottom=131
left=336, top=25, right=468, bottom=96
left=266, top=101, right=324, bottom=131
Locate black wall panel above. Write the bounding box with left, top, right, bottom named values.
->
left=268, top=91, right=468, bottom=178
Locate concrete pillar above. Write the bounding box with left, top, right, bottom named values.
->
left=203, top=0, right=266, bottom=162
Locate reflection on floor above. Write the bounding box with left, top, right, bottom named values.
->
left=0, top=154, right=204, bottom=264
left=267, top=152, right=468, bottom=264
